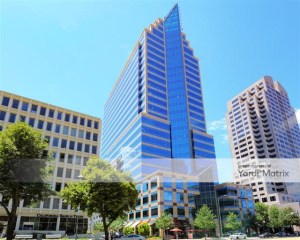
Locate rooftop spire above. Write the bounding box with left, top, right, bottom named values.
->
left=164, top=3, right=181, bottom=31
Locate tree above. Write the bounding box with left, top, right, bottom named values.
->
left=0, top=122, right=53, bottom=240
left=94, top=222, right=104, bottom=233
left=268, top=205, right=280, bottom=232
left=109, top=216, right=126, bottom=232
left=279, top=207, right=300, bottom=231
left=255, top=203, right=269, bottom=233
left=60, top=157, right=138, bottom=240
left=137, top=223, right=150, bottom=237
left=155, top=213, right=173, bottom=239
left=194, top=205, right=216, bottom=239
left=224, top=212, right=242, bottom=233
left=123, top=226, right=134, bottom=235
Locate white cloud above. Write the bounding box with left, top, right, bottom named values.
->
left=207, top=118, right=227, bottom=131
left=221, top=134, right=229, bottom=144
left=296, top=108, right=300, bottom=125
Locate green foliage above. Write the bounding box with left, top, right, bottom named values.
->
left=94, top=222, right=104, bottom=232
left=255, top=202, right=269, bottom=228
left=138, top=223, right=150, bottom=237
left=123, top=226, right=134, bottom=235
left=268, top=205, right=280, bottom=230
left=0, top=122, right=53, bottom=240
left=155, top=213, right=173, bottom=231
left=279, top=207, right=300, bottom=228
left=224, top=212, right=242, bottom=232
left=60, top=157, right=138, bottom=240
left=194, top=205, right=216, bottom=232
left=110, top=216, right=126, bottom=232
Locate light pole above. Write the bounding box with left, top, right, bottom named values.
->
left=75, top=205, right=80, bottom=240
left=75, top=174, right=85, bottom=240
left=217, top=195, right=228, bottom=238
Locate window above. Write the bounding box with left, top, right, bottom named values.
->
left=151, top=193, right=158, bottom=202
left=9, top=113, right=16, bottom=123
left=55, top=124, right=60, bottom=133
left=75, top=156, right=81, bottom=165
left=72, top=115, right=78, bottom=124
left=151, top=207, right=158, bottom=216
left=12, top=99, right=19, bottom=109
left=52, top=138, right=59, bottom=147
left=176, top=192, right=184, bottom=203
left=83, top=157, right=89, bottom=166
left=40, top=107, right=46, bottom=116
left=92, top=146, right=97, bottom=154
left=80, top=117, right=85, bottom=126
left=38, top=120, right=44, bottom=129
left=0, top=111, right=6, bottom=121
left=20, top=115, right=26, bottom=122
left=77, top=142, right=82, bottom=151
left=2, top=97, right=10, bottom=106
left=55, top=182, right=62, bottom=192
left=59, top=153, right=65, bottom=163
left=85, top=144, right=90, bottom=153
left=61, top=139, right=67, bottom=148
left=143, top=209, right=149, bottom=217
left=164, top=191, right=173, bottom=202
left=67, top=155, right=73, bottom=164
left=177, top=207, right=185, bottom=216
left=86, top=131, right=91, bottom=140
left=31, top=104, right=38, bottom=114
left=43, top=198, right=51, bottom=209
left=143, top=195, right=148, bottom=205
left=46, top=122, right=52, bottom=131
left=63, top=126, right=69, bottom=135
left=65, top=113, right=70, bottom=122
left=48, top=109, right=54, bottom=118
left=270, top=196, right=276, bottom=202
left=93, top=133, right=98, bottom=141
left=57, top=167, right=63, bottom=177
left=94, top=121, right=99, bottom=129
left=56, top=111, right=62, bottom=120
left=74, top=169, right=80, bottom=179
left=65, top=169, right=72, bottom=178
left=29, top=118, right=35, bottom=127
left=52, top=198, right=60, bottom=209
left=78, top=130, right=84, bottom=138
left=22, top=102, right=29, bottom=111
left=69, top=141, right=75, bottom=150
left=87, top=119, right=92, bottom=128
left=71, top=128, right=77, bottom=137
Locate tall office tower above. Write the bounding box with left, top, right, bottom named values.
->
left=226, top=76, right=300, bottom=205
left=101, top=4, right=217, bottom=229
left=0, top=90, right=101, bottom=235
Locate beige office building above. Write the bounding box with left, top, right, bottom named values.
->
left=226, top=76, right=300, bottom=205
left=0, top=90, right=101, bottom=235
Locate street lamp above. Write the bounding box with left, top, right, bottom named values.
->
left=217, top=195, right=228, bottom=238
left=75, top=174, right=85, bottom=240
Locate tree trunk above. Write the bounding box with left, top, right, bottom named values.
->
left=103, top=216, right=109, bottom=240
left=6, top=196, right=18, bottom=240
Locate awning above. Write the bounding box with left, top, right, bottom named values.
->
left=148, top=219, right=156, bottom=225
left=137, top=220, right=150, bottom=226
left=131, top=221, right=141, bottom=228
left=124, top=222, right=134, bottom=227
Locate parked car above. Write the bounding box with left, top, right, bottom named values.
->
left=121, top=235, right=146, bottom=240
left=259, top=232, right=273, bottom=238
left=276, top=232, right=287, bottom=237
left=230, top=233, right=247, bottom=239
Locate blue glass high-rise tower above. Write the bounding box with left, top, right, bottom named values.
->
left=101, top=4, right=218, bottom=228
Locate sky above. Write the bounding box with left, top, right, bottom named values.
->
left=1, top=0, right=300, bottom=183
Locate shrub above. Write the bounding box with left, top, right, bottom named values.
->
left=138, top=223, right=150, bottom=236
left=123, top=226, right=134, bottom=235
